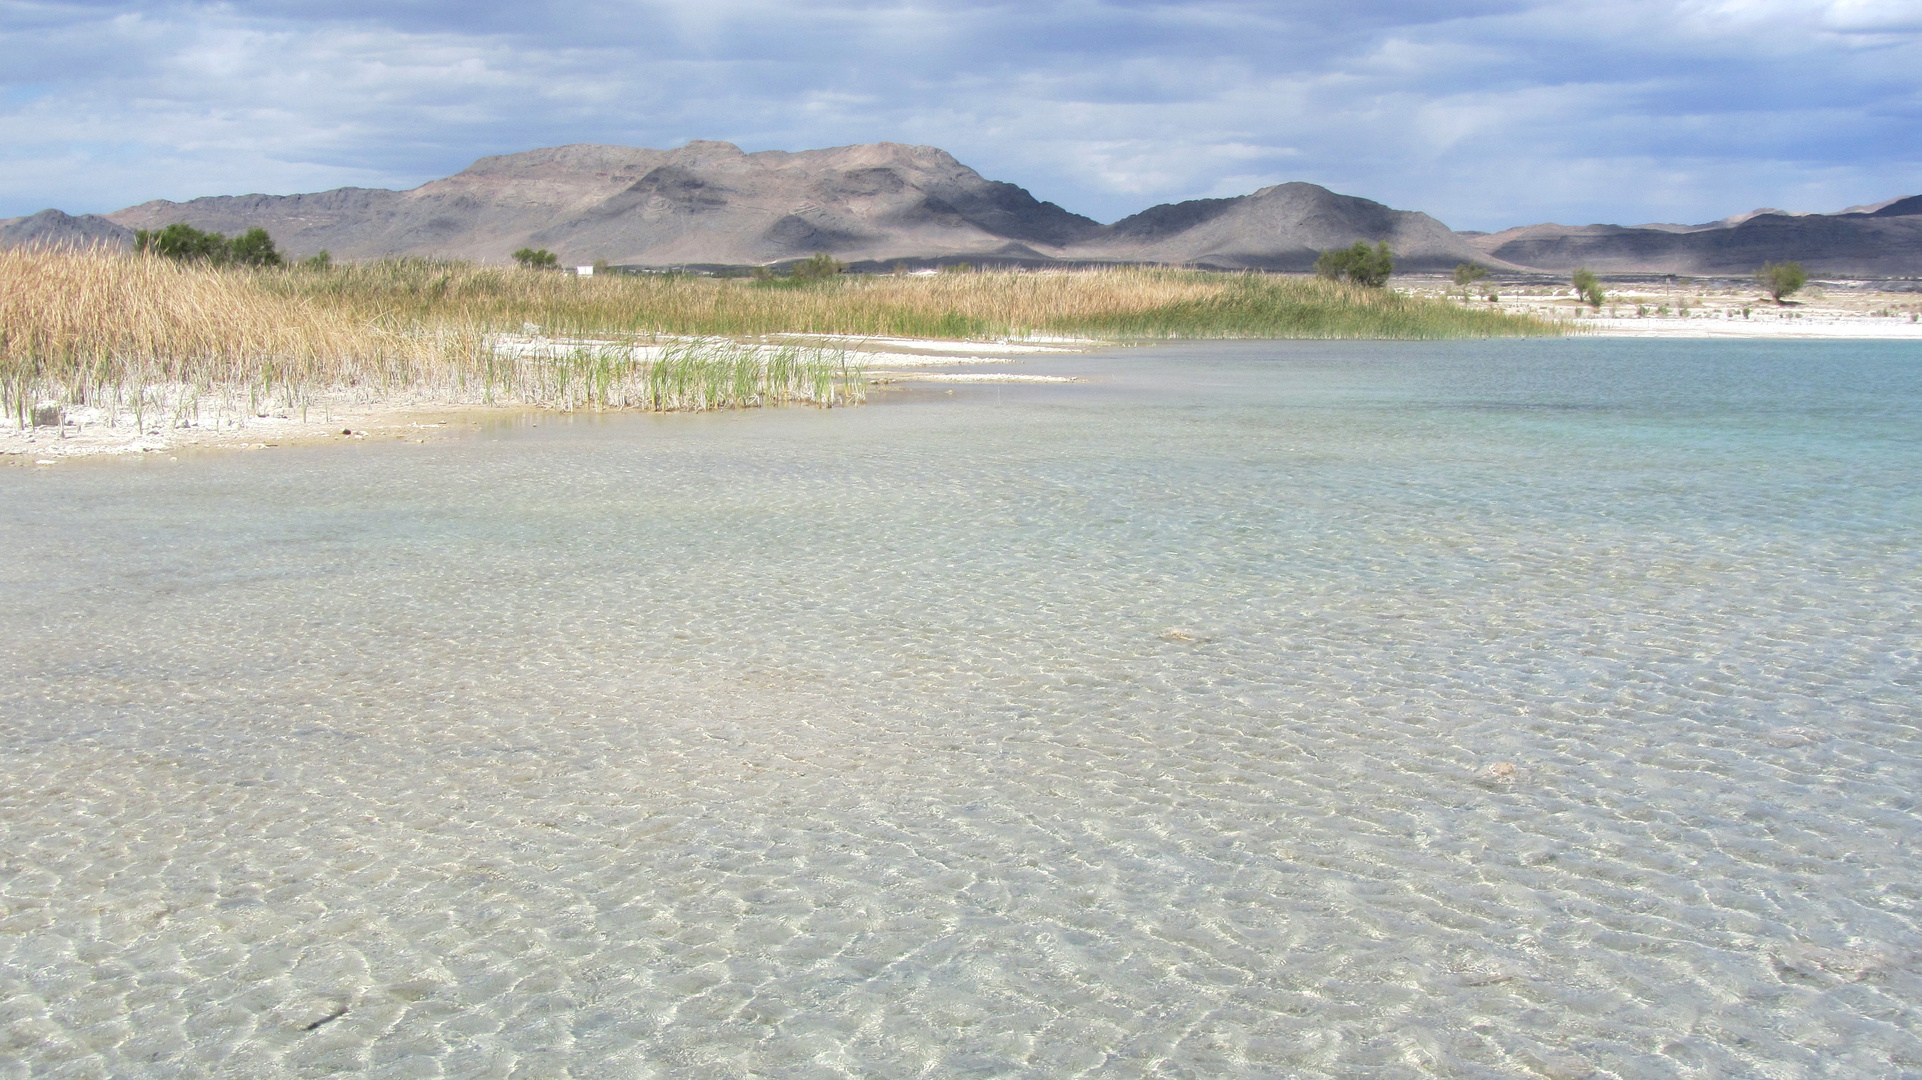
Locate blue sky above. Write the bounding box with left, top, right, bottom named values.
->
left=2, top=0, right=1918, bottom=230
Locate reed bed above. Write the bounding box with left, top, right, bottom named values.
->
left=3, top=250, right=1553, bottom=431
left=0, top=249, right=861, bottom=430
left=258, top=257, right=1561, bottom=341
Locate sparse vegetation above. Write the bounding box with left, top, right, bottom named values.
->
left=1315, top=242, right=1394, bottom=288
left=1757, top=260, right=1808, bottom=304
left=1453, top=263, right=1488, bottom=300
left=792, top=252, right=845, bottom=280
left=1571, top=268, right=1606, bottom=309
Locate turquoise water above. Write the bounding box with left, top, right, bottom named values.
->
left=1, top=339, right=1918, bottom=1079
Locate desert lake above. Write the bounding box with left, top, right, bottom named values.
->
left=2, top=338, right=1917, bottom=1078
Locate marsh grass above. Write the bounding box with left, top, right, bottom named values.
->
left=1, top=250, right=862, bottom=430
left=3, top=250, right=1553, bottom=431
left=262, top=257, right=1559, bottom=341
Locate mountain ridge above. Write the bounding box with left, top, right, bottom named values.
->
left=6, top=141, right=1917, bottom=276
left=1466, top=198, right=1922, bottom=277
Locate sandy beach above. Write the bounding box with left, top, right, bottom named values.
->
left=1402, top=274, right=1922, bottom=339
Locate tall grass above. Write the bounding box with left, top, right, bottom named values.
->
left=257, top=257, right=1560, bottom=341
left=3, top=250, right=1554, bottom=430
left=0, top=249, right=861, bottom=430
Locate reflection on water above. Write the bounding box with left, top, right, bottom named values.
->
left=2, top=339, right=1919, bottom=1078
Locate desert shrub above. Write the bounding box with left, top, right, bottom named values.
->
left=1571, top=268, right=1605, bottom=309
left=134, top=223, right=282, bottom=267
left=791, top=252, right=845, bottom=280
left=512, top=248, right=559, bottom=270
left=226, top=228, right=283, bottom=268
left=1453, top=262, right=1488, bottom=299
left=1757, top=261, right=1807, bottom=303
left=1315, top=242, right=1394, bottom=287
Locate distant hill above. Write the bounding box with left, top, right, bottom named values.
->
left=0, top=208, right=134, bottom=251
left=1467, top=200, right=1922, bottom=277
left=1073, top=182, right=1492, bottom=271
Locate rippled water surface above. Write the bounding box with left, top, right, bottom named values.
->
left=3, top=339, right=1919, bottom=1079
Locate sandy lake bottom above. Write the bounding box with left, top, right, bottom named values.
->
left=1, top=339, right=1918, bottom=1079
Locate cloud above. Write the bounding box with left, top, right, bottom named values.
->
left=0, top=0, right=1916, bottom=229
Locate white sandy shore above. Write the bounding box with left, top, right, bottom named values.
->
left=1579, top=315, right=1922, bottom=339
left=1401, top=274, right=1922, bottom=339
left=2, top=334, right=1099, bottom=463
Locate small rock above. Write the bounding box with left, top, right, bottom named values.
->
left=384, top=980, right=440, bottom=1002
left=1774, top=944, right=1893, bottom=981
left=1475, top=761, right=1519, bottom=785
left=1535, top=1055, right=1596, bottom=1080
left=1764, top=726, right=1828, bottom=747
left=32, top=404, right=64, bottom=428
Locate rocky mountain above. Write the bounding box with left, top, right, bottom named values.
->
left=1467, top=198, right=1922, bottom=277
left=102, top=141, right=1102, bottom=267
left=0, top=208, right=135, bottom=250
left=1074, top=182, right=1494, bottom=272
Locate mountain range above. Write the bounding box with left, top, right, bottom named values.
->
left=3, top=140, right=1917, bottom=277
left=1464, top=196, right=1922, bottom=278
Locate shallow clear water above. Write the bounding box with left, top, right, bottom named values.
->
left=2, top=339, right=1919, bottom=1079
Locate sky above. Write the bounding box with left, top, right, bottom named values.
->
left=2, top=0, right=1918, bottom=230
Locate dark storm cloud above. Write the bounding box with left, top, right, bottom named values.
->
left=1, top=0, right=1917, bottom=229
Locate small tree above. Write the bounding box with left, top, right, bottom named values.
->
left=134, top=223, right=284, bottom=268
left=791, top=252, right=844, bottom=280
left=1757, top=261, right=1807, bottom=304
left=227, top=227, right=282, bottom=268
left=512, top=248, right=559, bottom=270
left=1571, top=267, right=1605, bottom=309
left=1453, top=262, right=1488, bottom=300
left=1314, top=241, right=1394, bottom=287
left=300, top=250, right=333, bottom=271
left=135, top=223, right=231, bottom=264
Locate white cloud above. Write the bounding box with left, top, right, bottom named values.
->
left=1, top=0, right=1917, bottom=229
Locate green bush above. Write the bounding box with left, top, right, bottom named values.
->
left=1571, top=268, right=1605, bottom=309
left=227, top=228, right=283, bottom=268
left=1756, top=261, right=1807, bottom=303
left=1314, top=242, right=1394, bottom=287
left=135, top=223, right=280, bottom=267
left=1453, top=262, right=1488, bottom=299
left=791, top=252, right=845, bottom=280
left=512, top=248, right=559, bottom=270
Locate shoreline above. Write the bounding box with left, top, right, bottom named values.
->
left=1, top=334, right=1100, bottom=463
left=8, top=317, right=1912, bottom=464
left=1397, top=273, right=1922, bottom=339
